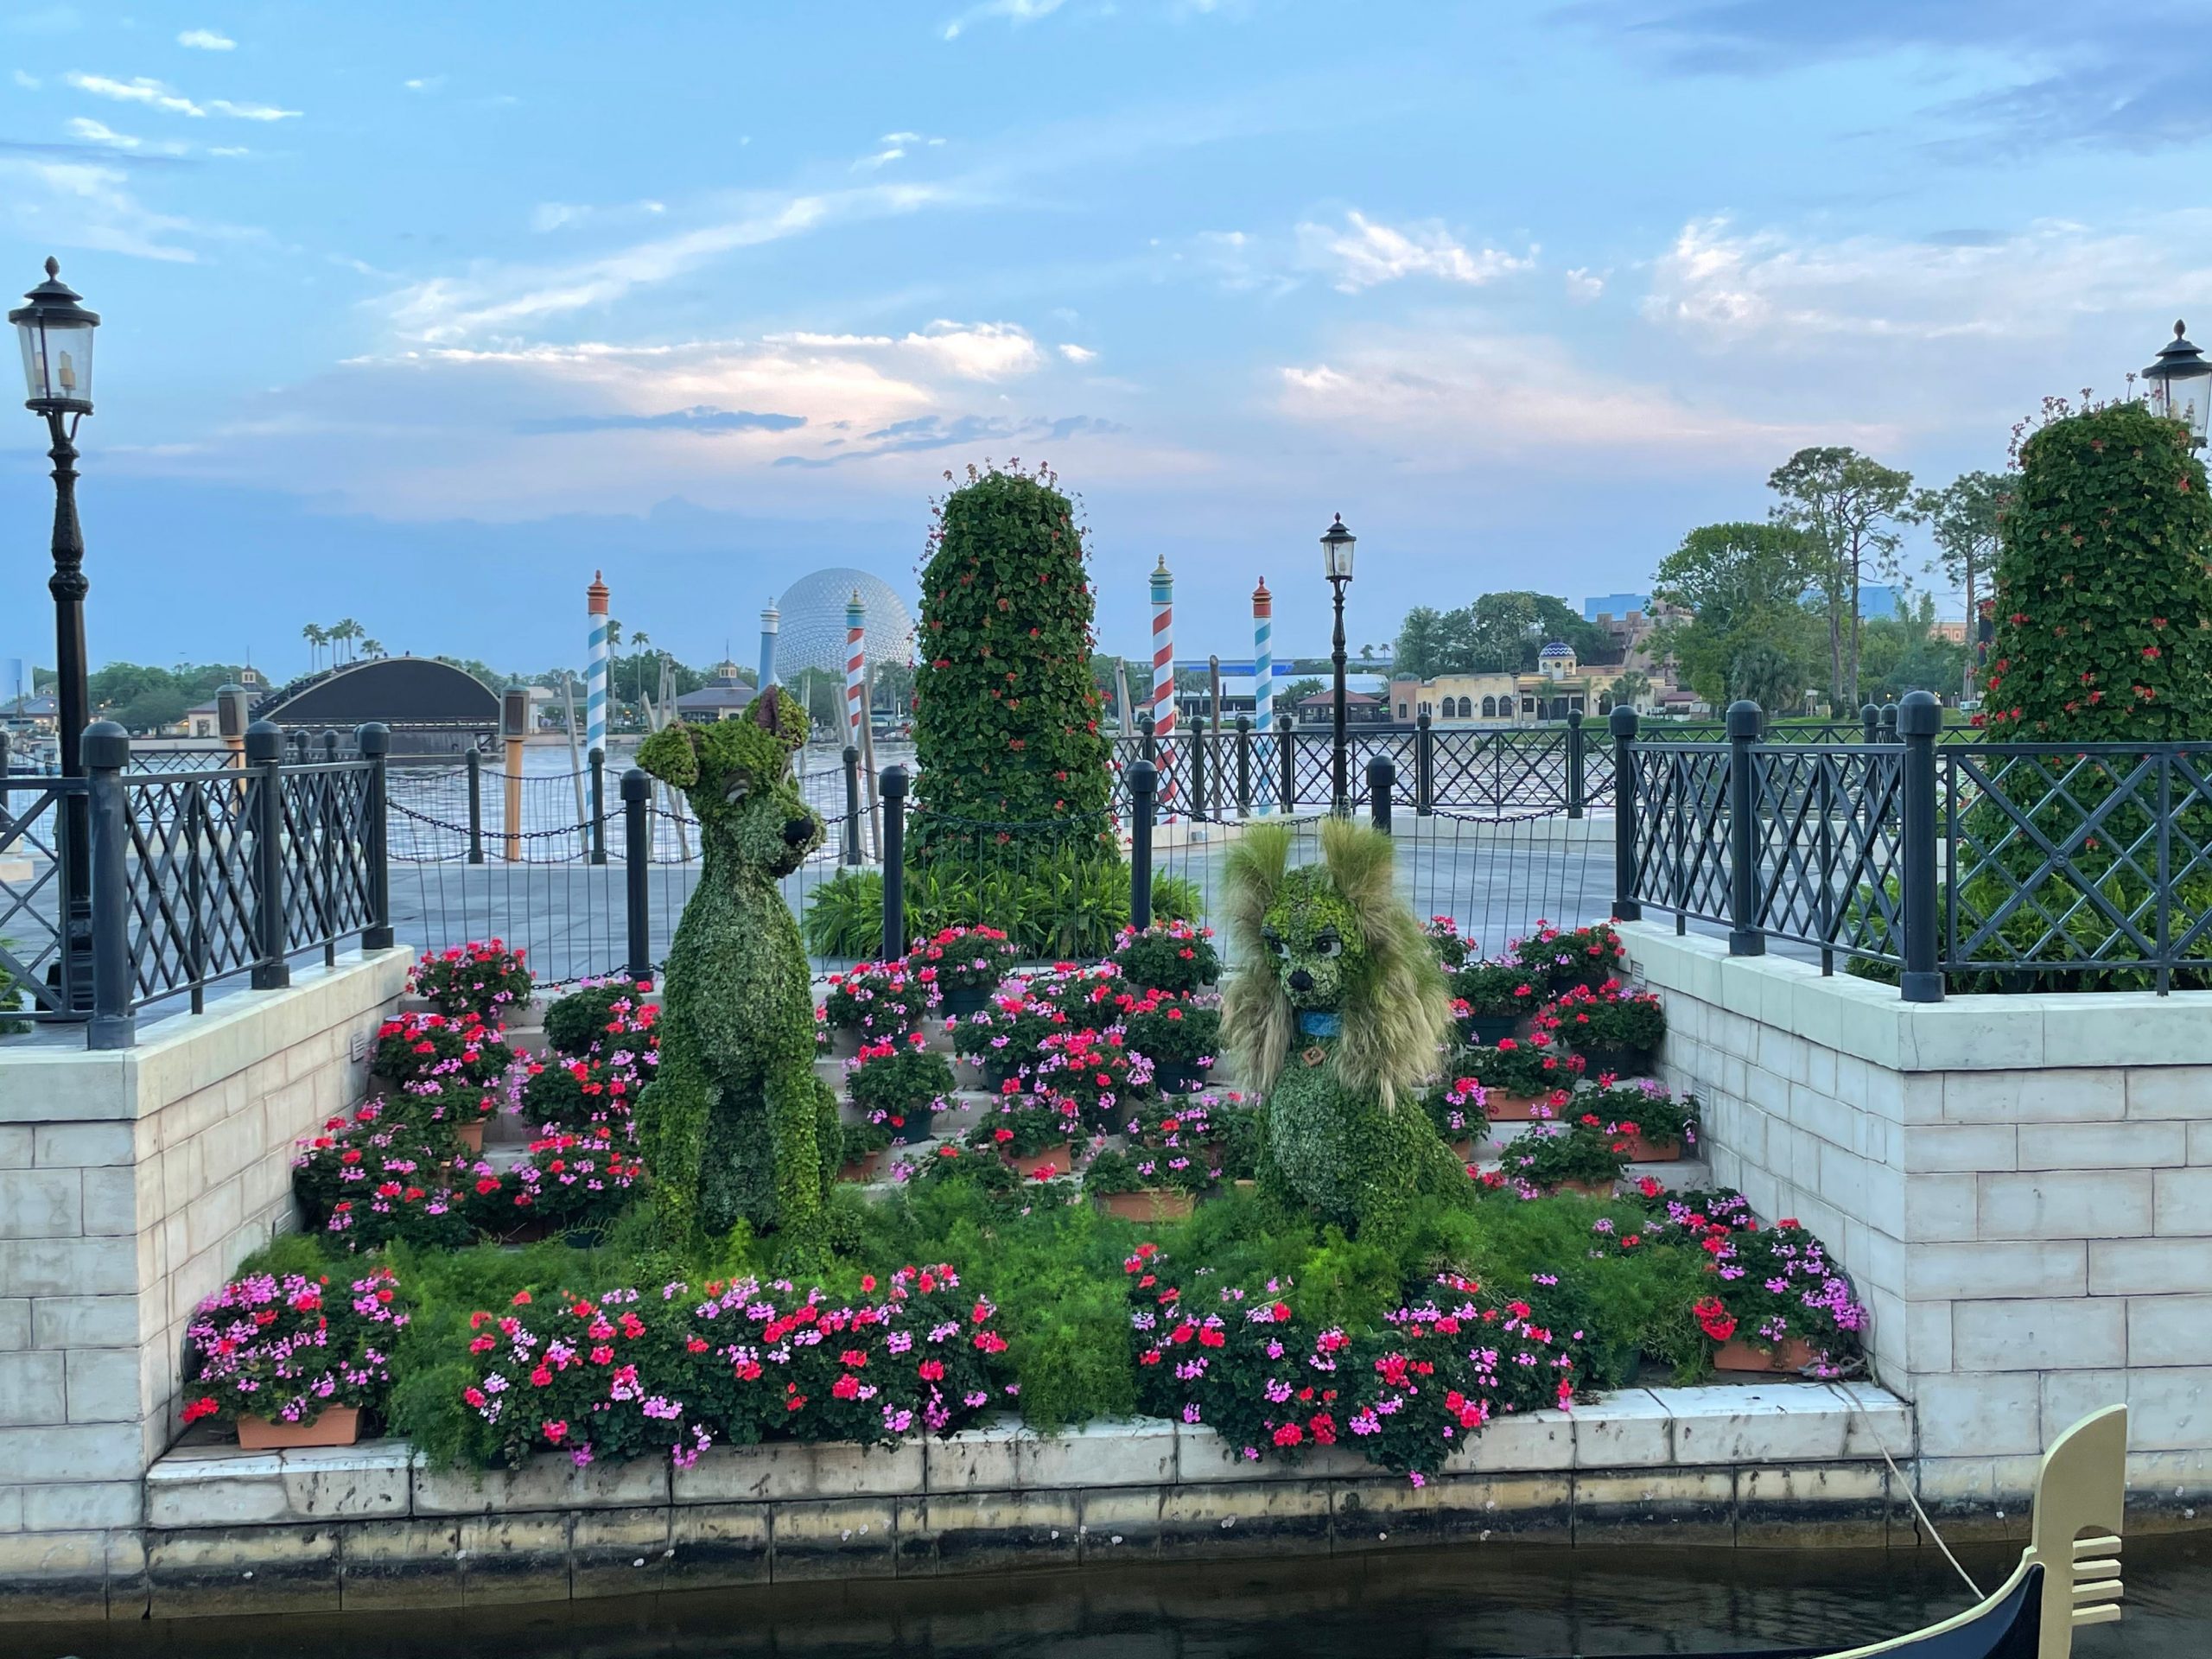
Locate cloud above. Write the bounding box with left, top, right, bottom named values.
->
left=177, top=28, right=234, bottom=50
left=14, top=70, right=41, bottom=89
left=64, top=116, right=185, bottom=155
left=942, top=0, right=1069, bottom=40
left=65, top=71, right=299, bottom=120
left=403, top=76, right=444, bottom=92
left=1297, top=211, right=1535, bottom=293
left=531, top=198, right=665, bottom=232
left=774, top=411, right=1124, bottom=467
left=516, top=404, right=808, bottom=436
left=1565, top=267, right=1605, bottom=302
left=1057, top=342, right=1097, bottom=363
left=0, top=156, right=203, bottom=260
left=899, top=320, right=1041, bottom=379
left=1643, top=214, right=2212, bottom=348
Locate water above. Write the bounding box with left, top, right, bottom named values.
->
left=17, top=1535, right=2211, bottom=1657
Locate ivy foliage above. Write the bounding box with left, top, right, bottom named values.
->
left=911, top=465, right=1114, bottom=857
left=1984, top=401, right=2212, bottom=740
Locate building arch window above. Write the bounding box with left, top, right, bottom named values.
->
left=1481, top=696, right=1497, bottom=718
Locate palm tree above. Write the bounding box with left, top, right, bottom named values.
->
left=360, top=638, right=384, bottom=660
left=334, top=619, right=363, bottom=664
left=301, top=623, right=326, bottom=673
left=632, top=632, right=652, bottom=709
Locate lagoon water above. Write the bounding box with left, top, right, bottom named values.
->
left=18, top=1535, right=2210, bottom=1658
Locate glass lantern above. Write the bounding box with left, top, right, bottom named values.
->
left=2142, top=321, right=2211, bottom=447
left=9, top=257, right=99, bottom=415
left=1320, top=513, right=1356, bottom=582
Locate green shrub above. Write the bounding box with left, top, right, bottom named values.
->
left=1109, top=921, right=1219, bottom=992
left=804, top=858, right=1203, bottom=961
left=542, top=982, right=652, bottom=1057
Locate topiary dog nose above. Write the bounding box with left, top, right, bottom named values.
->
left=782, top=817, right=815, bottom=846
left=1287, top=968, right=1314, bottom=992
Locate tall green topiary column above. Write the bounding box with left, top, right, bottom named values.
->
left=1983, top=402, right=2212, bottom=740
left=911, top=464, right=1115, bottom=855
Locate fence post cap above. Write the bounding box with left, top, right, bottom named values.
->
left=620, top=766, right=652, bottom=802
left=588, top=745, right=604, bottom=764
left=1416, top=711, right=1430, bottom=729
left=81, top=719, right=130, bottom=770
left=354, top=721, right=391, bottom=758
left=244, top=719, right=284, bottom=765
left=842, top=745, right=860, bottom=765
left=880, top=763, right=909, bottom=800
left=1609, top=705, right=1639, bottom=738
left=1859, top=702, right=1882, bottom=722
left=1127, top=759, right=1158, bottom=792
left=1235, top=715, right=1251, bottom=733
left=1137, top=712, right=1154, bottom=735
left=1897, top=689, right=1942, bottom=735
left=1725, top=699, right=1764, bottom=739
left=1567, top=709, right=1583, bottom=728
left=1367, top=752, right=1395, bottom=779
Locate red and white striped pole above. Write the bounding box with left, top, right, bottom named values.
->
left=1149, top=556, right=1176, bottom=822
left=844, top=589, right=867, bottom=748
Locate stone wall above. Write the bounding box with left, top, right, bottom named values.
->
left=1622, top=922, right=2212, bottom=1521
left=0, top=950, right=410, bottom=1605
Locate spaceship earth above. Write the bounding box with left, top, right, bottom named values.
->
left=772, top=569, right=918, bottom=677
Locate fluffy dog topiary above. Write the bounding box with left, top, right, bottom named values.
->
left=632, top=690, right=839, bottom=1252
left=1221, top=817, right=1463, bottom=1237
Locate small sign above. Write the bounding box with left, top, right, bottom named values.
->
left=349, top=1028, right=371, bottom=1064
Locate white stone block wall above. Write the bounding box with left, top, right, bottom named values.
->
left=0, top=950, right=410, bottom=1562
left=1623, top=922, right=2212, bottom=1511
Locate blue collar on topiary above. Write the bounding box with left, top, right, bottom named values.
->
left=1295, top=1010, right=1341, bottom=1039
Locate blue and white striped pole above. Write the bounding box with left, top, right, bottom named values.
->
left=586, top=571, right=610, bottom=754
left=1252, top=576, right=1273, bottom=815
left=759, top=601, right=780, bottom=690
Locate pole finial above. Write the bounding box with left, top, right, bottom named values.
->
left=43, top=256, right=59, bottom=279
left=2180, top=320, right=2190, bottom=340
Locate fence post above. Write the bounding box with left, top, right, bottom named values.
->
left=1128, top=760, right=1157, bottom=930
left=1610, top=707, right=1642, bottom=922
left=1280, top=727, right=1297, bottom=813
left=246, top=720, right=291, bottom=990
left=356, top=723, right=395, bottom=952
left=1235, top=716, right=1252, bottom=817
left=321, top=729, right=340, bottom=762
left=1879, top=702, right=1898, bottom=741
left=84, top=720, right=135, bottom=1050
left=1138, top=711, right=1156, bottom=763
left=1897, top=689, right=1943, bottom=1004
left=1860, top=702, right=1881, bottom=744
left=588, top=747, right=607, bottom=866
left=1566, top=709, right=1586, bottom=820
left=842, top=746, right=864, bottom=866
left=880, top=765, right=908, bottom=961
left=1367, top=754, right=1394, bottom=834
left=1191, top=716, right=1209, bottom=820
left=1414, top=713, right=1434, bottom=817
left=465, top=747, right=485, bottom=865
left=1725, top=699, right=1764, bottom=957
left=621, top=767, right=653, bottom=988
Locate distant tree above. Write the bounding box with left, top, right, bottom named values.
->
left=360, top=638, right=385, bottom=659
left=1649, top=522, right=1826, bottom=711
left=301, top=622, right=326, bottom=673
left=1394, top=606, right=1446, bottom=680
left=1605, top=669, right=1653, bottom=712
left=1281, top=676, right=1325, bottom=706
left=1915, top=469, right=2008, bottom=703
left=1768, top=447, right=1918, bottom=707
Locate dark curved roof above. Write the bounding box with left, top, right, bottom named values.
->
left=257, top=658, right=500, bottom=729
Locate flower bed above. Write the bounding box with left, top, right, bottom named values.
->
left=847, top=1034, right=957, bottom=1144
left=181, top=1264, right=409, bottom=1444
left=408, top=940, right=532, bottom=1024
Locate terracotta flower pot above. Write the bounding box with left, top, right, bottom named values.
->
left=1098, top=1187, right=1196, bottom=1223
left=454, top=1121, right=485, bottom=1154
left=1007, top=1141, right=1074, bottom=1179
left=1485, top=1093, right=1550, bottom=1122
left=1714, top=1335, right=1818, bottom=1373
left=838, top=1149, right=888, bottom=1183
left=1545, top=1177, right=1617, bottom=1198
left=1448, top=1137, right=1479, bottom=1162
left=236, top=1406, right=361, bottom=1451
left=1619, top=1132, right=1681, bottom=1163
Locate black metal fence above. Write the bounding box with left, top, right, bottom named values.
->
left=1612, top=695, right=2212, bottom=998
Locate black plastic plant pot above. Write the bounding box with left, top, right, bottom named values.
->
left=887, top=1109, right=938, bottom=1146
left=938, top=982, right=997, bottom=1020
left=1152, top=1059, right=1212, bottom=1096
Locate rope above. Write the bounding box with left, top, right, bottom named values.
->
left=1832, top=1378, right=1982, bottom=1599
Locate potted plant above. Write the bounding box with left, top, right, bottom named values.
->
left=180, top=1264, right=407, bottom=1449
left=906, top=925, right=1019, bottom=1019
left=1576, top=1081, right=1696, bottom=1162
left=1418, top=1074, right=1488, bottom=1160
left=968, top=1090, right=1083, bottom=1177
left=518, top=1040, right=651, bottom=1133
left=543, top=981, right=656, bottom=1057
left=1450, top=960, right=1541, bottom=1045
left=1122, top=995, right=1221, bottom=1095
left=1456, top=1034, right=1585, bottom=1121
left=1511, top=920, right=1626, bottom=994
left=949, top=988, right=1065, bottom=1089
left=1675, top=1207, right=1866, bottom=1375
left=1025, top=1027, right=1152, bottom=1132
left=847, top=1034, right=957, bottom=1145
left=1109, top=920, right=1220, bottom=994
left=1084, top=1147, right=1199, bottom=1222
left=1538, top=982, right=1667, bottom=1076
left=407, top=939, right=532, bottom=1024
left=521, top=1125, right=645, bottom=1248
left=1423, top=915, right=1471, bottom=972
left=1496, top=1116, right=1630, bottom=1198
left=371, top=1010, right=514, bottom=1152
left=820, top=962, right=934, bottom=1058
left=292, top=1103, right=474, bottom=1253
left=836, top=1117, right=895, bottom=1182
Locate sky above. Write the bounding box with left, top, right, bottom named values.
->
left=1, top=0, right=2208, bottom=680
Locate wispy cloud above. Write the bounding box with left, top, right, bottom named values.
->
left=775, top=411, right=1122, bottom=467
left=899, top=320, right=1040, bottom=379
left=65, top=115, right=185, bottom=155
left=1297, top=211, right=1535, bottom=292
left=516, top=404, right=807, bottom=436
left=1564, top=267, right=1605, bottom=302
left=177, top=28, right=234, bottom=50
left=855, top=130, right=946, bottom=169
left=65, top=71, right=300, bottom=120
left=14, top=70, right=41, bottom=89
left=1058, top=342, right=1097, bottom=363
left=0, top=156, right=203, bottom=261
left=531, top=198, right=665, bottom=233
left=403, top=75, right=444, bottom=93
left=942, top=0, right=1069, bottom=41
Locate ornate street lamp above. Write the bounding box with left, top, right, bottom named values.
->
left=10, top=257, right=99, bottom=1006
left=1320, top=513, right=1356, bottom=813
left=2142, top=320, right=2212, bottom=448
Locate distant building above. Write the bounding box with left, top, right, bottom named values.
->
left=1583, top=592, right=1649, bottom=622
left=674, top=661, right=759, bottom=723
left=181, top=666, right=266, bottom=738
left=1, top=693, right=58, bottom=735
left=1294, top=689, right=1389, bottom=728
left=1859, top=585, right=1904, bottom=621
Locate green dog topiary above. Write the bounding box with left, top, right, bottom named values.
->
left=632, top=690, right=840, bottom=1254
left=1221, top=817, right=1463, bottom=1238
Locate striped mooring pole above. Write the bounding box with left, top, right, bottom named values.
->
left=1252, top=575, right=1273, bottom=815
left=1150, top=556, right=1177, bottom=821
left=586, top=570, right=610, bottom=756
left=844, top=589, right=868, bottom=748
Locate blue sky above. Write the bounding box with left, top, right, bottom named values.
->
left=1, top=0, right=2207, bottom=678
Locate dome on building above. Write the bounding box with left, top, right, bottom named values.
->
left=773, top=569, right=917, bottom=678
left=1537, top=640, right=1575, bottom=661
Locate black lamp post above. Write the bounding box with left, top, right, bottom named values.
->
left=10, top=257, right=99, bottom=1005
left=2142, top=321, right=2212, bottom=448
left=1320, top=513, right=1356, bottom=813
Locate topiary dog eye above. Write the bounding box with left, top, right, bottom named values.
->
left=1313, top=928, right=1343, bottom=958
left=1262, top=929, right=1288, bottom=957
left=723, top=774, right=752, bottom=804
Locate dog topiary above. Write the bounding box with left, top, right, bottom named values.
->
left=1221, top=817, right=1463, bottom=1237
left=632, top=690, right=839, bottom=1253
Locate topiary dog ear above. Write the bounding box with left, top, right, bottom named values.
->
left=752, top=686, right=808, bottom=751
left=638, top=722, right=700, bottom=789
